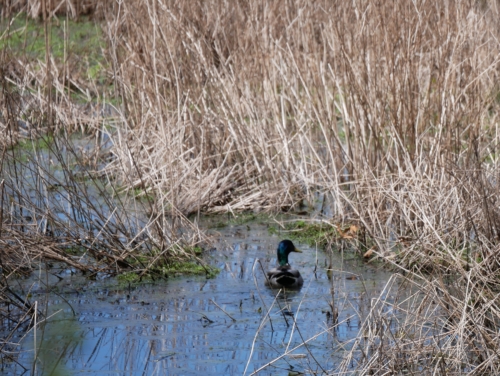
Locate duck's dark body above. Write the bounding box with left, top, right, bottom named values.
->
left=266, top=240, right=304, bottom=289
left=266, top=265, right=304, bottom=288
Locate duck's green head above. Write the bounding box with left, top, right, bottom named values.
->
left=277, top=240, right=302, bottom=266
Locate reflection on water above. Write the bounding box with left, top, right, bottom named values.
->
left=5, top=222, right=399, bottom=375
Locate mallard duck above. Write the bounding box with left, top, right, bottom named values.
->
left=266, top=240, right=304, bottom=289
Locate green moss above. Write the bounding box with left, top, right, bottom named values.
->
left=269, top=220, right=340, bottom=248
left=224, top=212, right=259, bottom=225
left=0, top=14, right=109, bottom=94
left=117, top=272, right=141, bottom=284
left=267, top=226, right=278, bottom=235
left=8, top=134, right=55, bottom=163
left=63, top=246, right=85, bottom=256
left=204, top=211, right=268, bottom=229
left=212, top=221, right=227, bottom=229
left=190, top=246, right=203, bottom=256
left=130, top=187, right=154, bottom=202
left=159, top=262, right=219, bottom=278
left=124, top=244, right=218, bottom=278
left=337, top=128, right=346, bottom=142
left=268, top=219, right=375, bottom=258
left=1, top=15, right=104, bottom=61
left=14, top=134, right=54, bottom=151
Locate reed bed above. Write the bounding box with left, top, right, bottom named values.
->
left=2, top=0, right=500, bottom=373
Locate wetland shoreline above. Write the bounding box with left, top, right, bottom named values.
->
left=2, top=1, right=500, bottom=373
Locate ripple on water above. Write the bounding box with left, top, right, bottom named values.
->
left=5, top=222, right=399, bottom=376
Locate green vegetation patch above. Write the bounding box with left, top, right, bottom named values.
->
left=269, top=220, right=339, bottom=248
left=203, top=211, right=270, bottom=229
left=123, top=244, right=218, bottom=280
left=117, top=262, right=219, bottom=285
left=269, top=219, right=370, bottom=253
left=63, top=246, right=86, bottom=256
left=1, top=14, right=110, bottom=98
left=129, top=187, right=155, bottom=203
left=117, top=272, right=142, bottom=284
left=13, top=133, right=54, bottom=151
left=160, top=262, right=219, bottom=278
left=1, top=14, right=105, bottom=66
left=189, top=246, right=203, bottom=256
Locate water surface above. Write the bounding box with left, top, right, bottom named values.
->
left=5, top=220, right=399, bottom=375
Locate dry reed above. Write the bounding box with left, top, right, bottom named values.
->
left=2, top=0, right=500, bottom=373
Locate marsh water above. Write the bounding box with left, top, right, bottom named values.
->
left=3, top=216, right=401, bottom=376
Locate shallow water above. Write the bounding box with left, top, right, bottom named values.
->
left=4, top=219, right=399, bottom=375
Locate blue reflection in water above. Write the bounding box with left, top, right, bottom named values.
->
left=6, top=223, right=397, bottom=375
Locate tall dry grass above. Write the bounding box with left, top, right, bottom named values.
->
left=99, top=0, right=500, bottom=373
left=0, top=2, right=210, bottom=359
left=102, top=1, right=500, bottom=253
left=2, top=0, right=500, bottom=373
